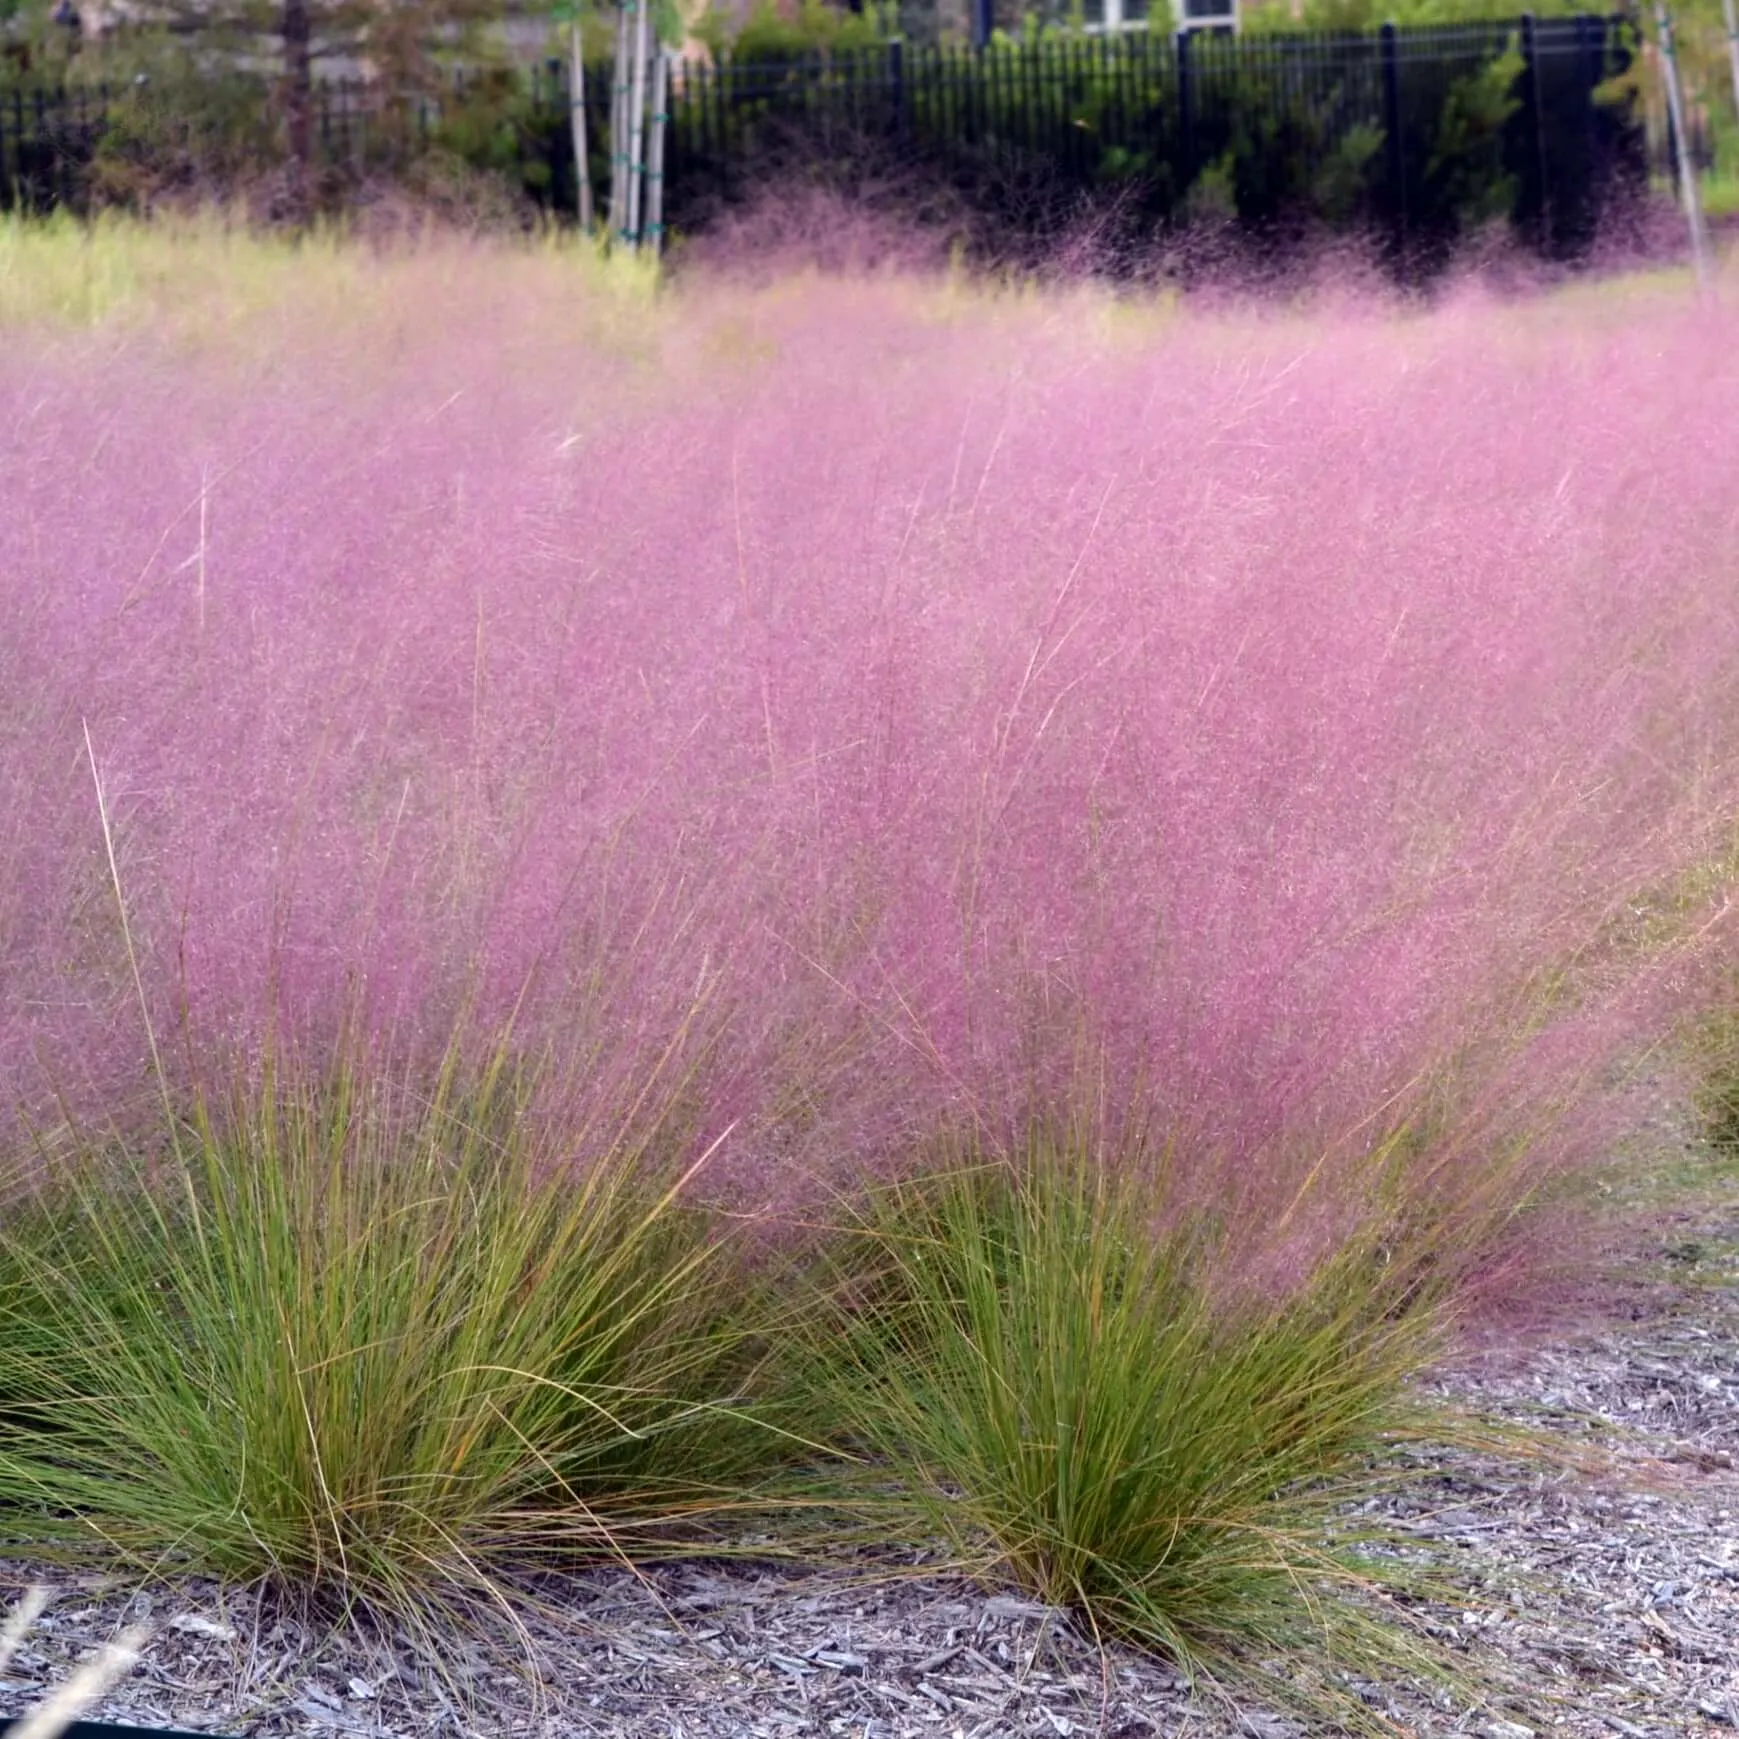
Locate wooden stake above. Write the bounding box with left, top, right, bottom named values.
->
left=609, top=0, right=631, bottom=242
left=645, top=48, right=670, bottom=257
left=571, top=16, right=594, bottom=232
left=627, top=0, right=652, bottom=248
left=1724, top=0, right=1739, bottom=144
left=1653, top=0, right=1713, bottom=286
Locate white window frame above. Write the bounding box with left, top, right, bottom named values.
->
left=1083, top=0, right=1237, bottom=32
left=1174, top=0, right=1238, bottom=31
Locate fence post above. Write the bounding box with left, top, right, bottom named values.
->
left=1520, top=12, right=1551, bottom=251
left=1568, top=12, right=1604, bottom=248
left=1578, top=11, right=1600, bottom=158
left=1176, top=26, right=1194, bottom=192
left=75, top=82, right=88, bottom=186
left=1381, top=20, right=1405, bottom=255
left=888, top=36, right=907, bottom=141
left=32, top=88, right=47, bottom=213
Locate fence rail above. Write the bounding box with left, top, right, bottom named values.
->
left=1, top=16, right=1644, bottom=263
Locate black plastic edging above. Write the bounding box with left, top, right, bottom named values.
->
left=1, top=1723, right=243, bottom=1738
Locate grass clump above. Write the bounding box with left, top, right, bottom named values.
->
left=801, top=1125, right=1458, bottom=1722
left=0, top=1035, right=789, bottom=1629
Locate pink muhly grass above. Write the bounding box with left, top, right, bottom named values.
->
left=3, top=249, right=1739, bottom=1280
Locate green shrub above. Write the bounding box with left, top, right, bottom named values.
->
left=82, top=62, right=282, bottom=213
left=711, top=0, right=889, bottom=64
left=1421, top=44, right=1524, bottom=231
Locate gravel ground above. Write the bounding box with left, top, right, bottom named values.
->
left=3, top=1174, right=1737, bottom=1739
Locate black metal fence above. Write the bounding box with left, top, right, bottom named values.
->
left=645, top=16, right=1639, bottom=257
left=1, top=16, right=1644, bottom=264
left=1, top=80, right=110, bottom=211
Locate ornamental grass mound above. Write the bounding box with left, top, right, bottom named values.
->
left=1, top=225, right=1738, bottom=1701
left=0, top=1029, right=793, bottom=1631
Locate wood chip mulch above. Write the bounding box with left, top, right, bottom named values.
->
left=3, top=1192, right=1737, bottom=1739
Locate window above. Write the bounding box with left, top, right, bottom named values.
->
left=1178, top=0, right=1237, bottom=31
